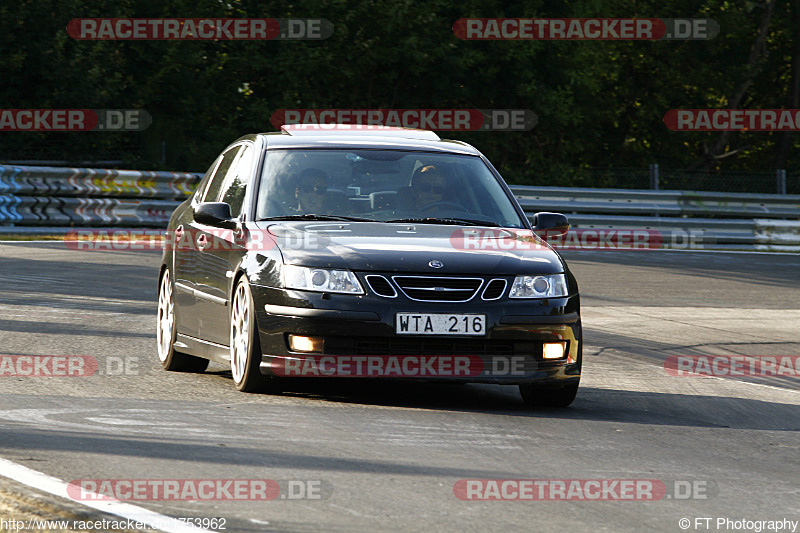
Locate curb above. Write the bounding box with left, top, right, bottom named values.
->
left=0, top=475, right=146, bottom=532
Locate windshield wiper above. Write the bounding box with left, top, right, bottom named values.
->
left=258, top=214, right=376, bottom=222
left=385, top=217, right=500, bottom=227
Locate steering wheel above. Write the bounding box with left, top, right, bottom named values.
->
left=421, top=201, right=467, bottom=213
left=265, top=198, right=297, bottom=217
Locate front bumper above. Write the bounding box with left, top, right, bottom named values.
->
left=252, top=284, right=581, bottom=385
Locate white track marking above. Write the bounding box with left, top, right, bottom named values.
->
left=0, top=456, right=214, bottom=533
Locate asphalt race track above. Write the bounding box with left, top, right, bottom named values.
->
left=0, top=242, right=798, bottom=532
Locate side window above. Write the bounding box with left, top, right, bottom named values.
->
left=194, top=155, right=222, bottom=200
left=218, top=144, right=254, bottom=218
left=202, top=146, right=241, bottom=203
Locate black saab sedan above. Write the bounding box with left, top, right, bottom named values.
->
left=157, top=125, right=581, bottom=407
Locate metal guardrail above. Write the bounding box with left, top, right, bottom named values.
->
left=1, top=166, right=798, bottom=250
left=510, top=186, right=800, bottom=218
left=512, top=186, right=800, bottom=251
left=0, top=165, right=200, bottom=226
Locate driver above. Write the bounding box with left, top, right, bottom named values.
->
left=293, top=168, right=329, bottom=213
left=410, top=165, right=445, bottom=209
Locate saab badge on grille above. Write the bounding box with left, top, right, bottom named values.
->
left=428, top=260, right=444, bottom=269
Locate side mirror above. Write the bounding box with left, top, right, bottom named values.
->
left=531, top=212, right=569, bottom=237
left=194, top=202, right=237, bottom=229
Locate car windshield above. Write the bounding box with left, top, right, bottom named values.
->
left=255, top=149, right=526, bottom=228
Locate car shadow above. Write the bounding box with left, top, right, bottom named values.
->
left=202, top=370, right=800, bottom=431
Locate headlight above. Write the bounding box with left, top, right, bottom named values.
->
left=509, top=273, right=568, bottom=298
left=283, top=265, right=364, bottom=294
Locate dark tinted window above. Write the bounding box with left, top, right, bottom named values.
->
left=219, top=144, right=254, bottom=217
left=202, top=146, right=241, bottom=203
left=195, top=155, right=222, bottom=200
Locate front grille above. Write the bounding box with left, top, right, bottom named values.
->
left=482, top=279, right=507, bottom=300
left=325, top=336, right=516, bottom=357
left=392, top=276, right=483, bottom=302
left=365, top=275, right=397, bottom=297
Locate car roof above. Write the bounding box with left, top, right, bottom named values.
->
left=238, top=125, right=482, bottom=156
left=281, top=124, right=443, bottom=140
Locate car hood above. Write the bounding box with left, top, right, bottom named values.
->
left=253, top=221, right=564, bottom=275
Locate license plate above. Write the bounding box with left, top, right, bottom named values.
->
left=396, top=313, right=486, bottom=335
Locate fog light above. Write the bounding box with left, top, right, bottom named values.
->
left=289, top=335, right=324, bottom=353
left=543, top=342, right=566, bottom=360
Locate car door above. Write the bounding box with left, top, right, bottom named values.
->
left=172, top=154, right=222, bottom=338
left=186, top=145, right=242, bottom=341
left=194, top=143, right=254, bottom=345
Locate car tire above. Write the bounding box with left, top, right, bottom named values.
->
left=519, top=381, right=579, bottom=408
left=157, top=268, right=209, bottom=373
left=230, top=276, right=266, bottom=392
